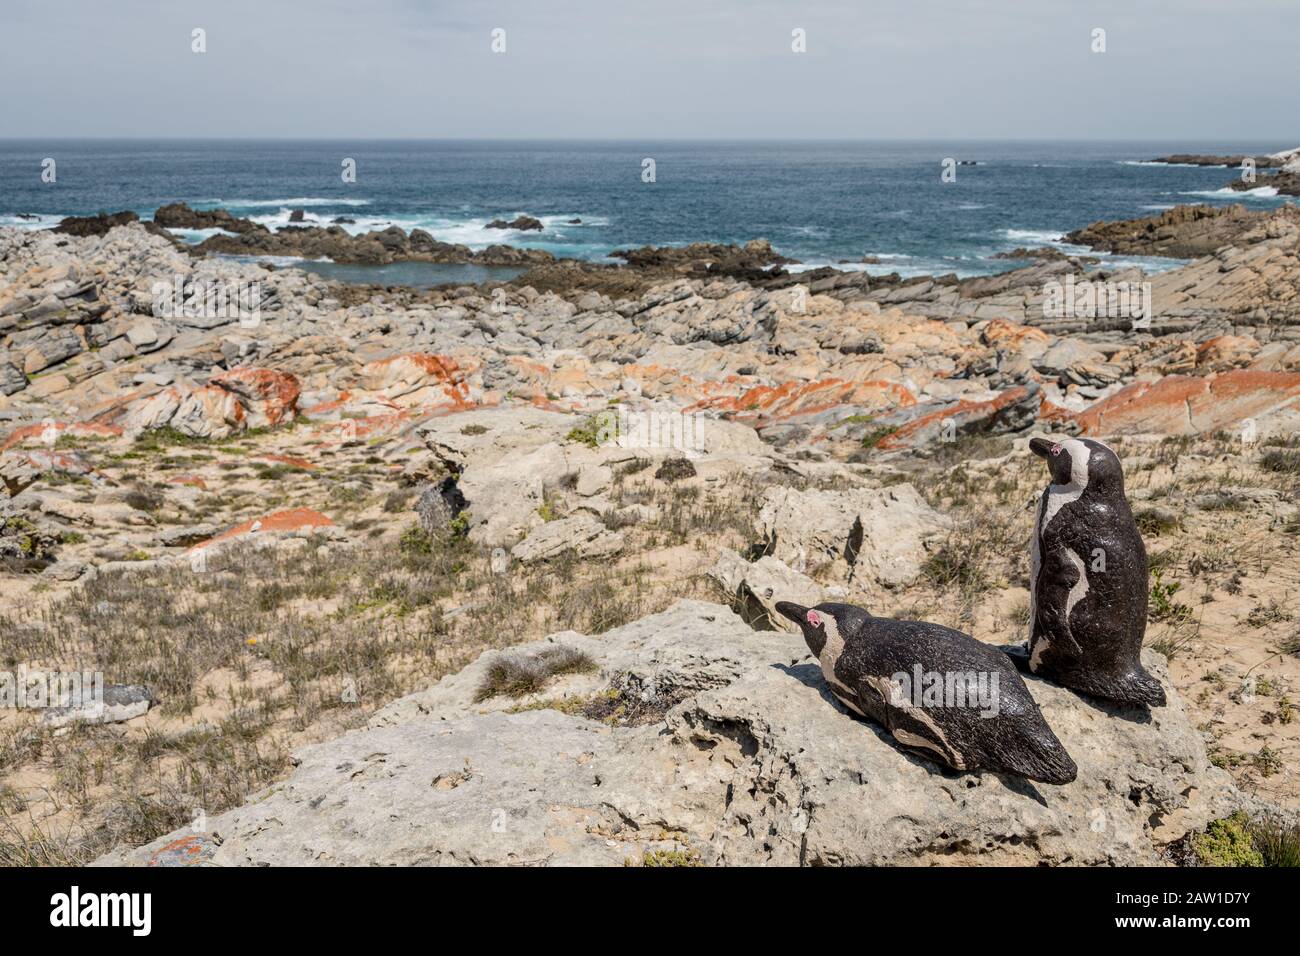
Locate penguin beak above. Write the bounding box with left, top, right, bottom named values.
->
left=775, top=601, right=808, bottom=628
left=1029, top=436, right=1055, bottom=459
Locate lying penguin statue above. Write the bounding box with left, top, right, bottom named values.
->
left=776, top=601, right=1077, bottom=784
left=1009, top=436, right=1166, bottom=707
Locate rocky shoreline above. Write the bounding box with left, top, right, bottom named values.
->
left=3, top=182, right=1300, bottom=866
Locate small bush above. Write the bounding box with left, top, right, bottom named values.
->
left=1195, top=813, right=1263, bottom=866
left=1149, top=569, right=1192, bottom=625
left=1135, top=508, right=1180, bottom=536
left=565, top=411, right=616, bottom=449
left=474, top=645, right=598, bottom=702
left=399, top=524, right=434, bottom=556
left=655, top=458, right=696, bottom=482
left=1194, top=812, right=1300, bottom=867
left=1260, top=449, right=1300, bottom=475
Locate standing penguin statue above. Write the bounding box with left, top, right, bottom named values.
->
left=1011, top=436, right=1166, bottom=707
left=775, top=601, right=1077, bottom=784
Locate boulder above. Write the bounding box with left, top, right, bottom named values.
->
left=510, top=513, right=624, bottom=563
left=97, top=600, right=1247, bottom=867
left=42, top=684, right=152, bottom=729
left=0, top=453, right=38, bottom=496
left=1072, top=369, right=1300, bottom=438
left=708, top=548, right=826, bottom=631
left=170, top=385, right=245, bottom=439
left=357, top=353, right=473, bottom=408
left=210, top=367, right=301, bottom=429
left=417, top=406, right=586, bottom=546
left=486, top=216, right=544, bottom=232
left=874, top=384, right=1042, bottom=451
left=756, top=483, right=951, bottom=587
left=0, top=354, right=27, bottom=395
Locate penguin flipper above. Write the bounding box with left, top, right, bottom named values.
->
left=1034, top=546, right=1085, bottom=658
left=847, top=676, right=896, bottom=728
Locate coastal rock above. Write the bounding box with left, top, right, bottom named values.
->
left=510, top=513, right=625, bottom=563
left=1071, top=369, right=1300, bottom=438
left=486, top=216, right=543, bottom=232
left=170, top=386, right=245, bottom=439
left=873, top=383, right=1042, bottom=451
left=417, top=406, right=582, bottom=546
left=209, top=367, right=301, bottom=429
left=708, top=548, right=826, bottom=631
left=357, top=353, right=473, bottom=408
left=414, top=478, right=468, bottom=538
left=153, top=203, right=260, bottom=235
left=0, top=453, right=39, bottom=496
left=0, top=355, right=28, bottom=395
left=95, top=600, right=1244, bottom=867
left=42, top=684, right=152, bottom=729
left=755, top=483, right=951, bottom=587
left=184, top=206, right=557, bottom=267
left=1228, top=170, right=1300, bottom=198
left=1065, top=204, right=1300, bottom=259
left=52, top=211, right=141, bottom=238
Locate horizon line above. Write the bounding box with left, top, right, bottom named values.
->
left=0, top=136, right=1294, bottom=145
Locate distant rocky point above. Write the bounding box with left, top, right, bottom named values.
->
left=1151, top=147, right=1300, bottom=169
left=486, top=215, right=544, bottom=231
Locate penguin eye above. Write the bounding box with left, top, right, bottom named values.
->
left=806, top=610, right=823, bottom=628
left=1050, top=444, right=1062, bottom=456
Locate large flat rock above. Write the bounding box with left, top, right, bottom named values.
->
left=96, top=600, right=1247, bottom=867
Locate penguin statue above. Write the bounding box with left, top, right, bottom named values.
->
left=1013, top=436, right=1166, bottom=707
left=776, top=601, right=1077, bottom=784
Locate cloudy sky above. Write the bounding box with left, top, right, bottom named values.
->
left=2, top=0, right=1295, bottom=139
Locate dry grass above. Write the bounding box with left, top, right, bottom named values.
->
left=0, top=521, right=692, bottom=863
left=474, top=645, right=597, bottom=701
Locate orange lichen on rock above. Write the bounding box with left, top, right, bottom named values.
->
left=189, top=508, right=335, bottom=551
left=1072, top=369, right=1300, bottom=435
left=1, top=421, right=122, bottom=451
left=210, top=367, right=301, bottom=426
left=876, top=385, right=1037, bottom=450
left=358, top=354, right=473, bottom=407
left=689, top=378, right=916, bottom=423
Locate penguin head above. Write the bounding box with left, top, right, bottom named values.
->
left=775, top=601, right=869, bottom=657
left=1030, top=436, right=1124, bottom=495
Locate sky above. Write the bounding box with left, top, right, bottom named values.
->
left=1, top=0, right=1297, bottom=140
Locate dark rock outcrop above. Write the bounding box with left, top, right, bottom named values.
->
left=53, top=211, right=148, bottom=238
left=486, top=215, right=543, bottom=231
left=1150, top=153, right=1286, bottom=168
left=1228, top=171, right=1300, bottom=197
left=1066, top=204, right=1300, bottom=259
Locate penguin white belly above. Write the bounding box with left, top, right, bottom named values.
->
left=1063, top=547, right=1090, bottom=619
left=1030, top=546, right=1091, bottom=669
left=1030, top=462, right=1090, bottom=669
left=816, top=619, right=861, bottom=709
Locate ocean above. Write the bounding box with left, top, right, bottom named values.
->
left=0, top=139, right=1293, bottom=285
